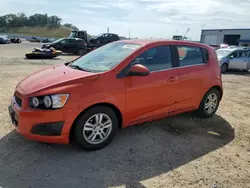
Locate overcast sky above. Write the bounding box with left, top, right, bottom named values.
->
left=1, top=0, right=250, bottom=40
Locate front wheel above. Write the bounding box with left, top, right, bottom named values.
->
left=77, top=48, right=84, bottom=55
left=221, top=63, right=228, bottom=73
left=197, top=89, right=221, bottom=118
left=75, top=106, right=118, bottom=150
left=96, top=40, right=101, bottom=45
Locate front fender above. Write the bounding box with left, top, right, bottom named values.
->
left=70, top=92, right=125, bottom=124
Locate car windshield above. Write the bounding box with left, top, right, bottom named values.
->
left=216, top=49, right=232, bottom=58
left=96, top=33, right=105, bottom=37
left=70, top=42, right=142, bottom=72
left=51, top=38, right=64, bottom=44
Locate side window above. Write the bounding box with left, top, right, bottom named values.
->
left=69, top=39, right=76, bottom=44
left=60, top=39, right=69, bottom=44
left=132, top=46, right=172, bottom=72
left=239, top=50, right=248, bottom=58
left=177, top=46, right=204, bottom=67
left=230, top=51, right=238, bottom=58
left=202, top=48, right=209, bottom=63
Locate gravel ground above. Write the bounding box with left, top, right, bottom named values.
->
left=0, top=42, right=250, bottom=188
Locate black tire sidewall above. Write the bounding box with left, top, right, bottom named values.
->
left=221, top=63, right=228, bottom=73
left=198, top=89, right=221, bottom=118
left=77, top=48, right=84, bottom=55
left=75, top=106, right=118, bottom=150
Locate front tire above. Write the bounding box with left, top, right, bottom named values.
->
left=75, top=106, right=118, bottom=150
left=221, top=63, right=228, bottom=73
left=197, top=89, right=221, bottom=118
left=77, top=48, right=84, bottom=55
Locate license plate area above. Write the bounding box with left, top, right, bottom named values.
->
left=8, top=105, right=18, bottom=126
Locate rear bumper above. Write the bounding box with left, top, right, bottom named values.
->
left=9, top=97, right=77, bottom=144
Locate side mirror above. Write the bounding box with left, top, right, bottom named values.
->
left=127, top=64, right=150, bottom=76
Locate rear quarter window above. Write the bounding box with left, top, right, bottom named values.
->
left=177, top=46, right=208, bottom=67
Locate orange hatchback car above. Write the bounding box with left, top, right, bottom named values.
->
left=9, top=40, right=223, bottom=150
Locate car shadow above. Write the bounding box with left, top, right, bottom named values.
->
left=224, top=69, right=250, bottom=76
left=0, top=113, right=234, bottom=188
left=60, top=53, right=81, bottom=57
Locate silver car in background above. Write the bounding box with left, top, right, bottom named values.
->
left=216, top=47, right=250, bottom=73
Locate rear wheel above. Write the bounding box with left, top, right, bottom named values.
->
left=243, top=69, right=249, bottom=72
left=221, top=63, right=228, bottom=73
left=77, top=48, right=84, bottom=55
left=197, top=89, right=221, bottom=118
left=74, top=106, right=118, bottom=150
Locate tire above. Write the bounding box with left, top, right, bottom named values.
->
left=197, top=88, right=221, bottom=118
left=243, top=69, right=249, bottom=72
left=74, top=106, right=119, bottom=150
left=77, top=48, right=84, bottom=55
left=221, top=63, right=228, bottom=73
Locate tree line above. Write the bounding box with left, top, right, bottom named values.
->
left=0, top=13, right=78, bottom=30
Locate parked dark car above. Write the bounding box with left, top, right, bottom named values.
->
left=89, top=33, right=119, bottom=45
left=30, top=37, right=41, bottom=43
left=42, top=38, right=87, bottom=55
left=10, top=38, right=22, bottom=43
left=0, top=35, right=10, bottom=44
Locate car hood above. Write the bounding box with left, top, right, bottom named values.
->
left=17, top=64, right=98, bottom=95
left=217, top=56, right=227, bottom=61
left=89, top=36, right=98, bottom=40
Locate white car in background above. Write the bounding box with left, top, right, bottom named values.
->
left=216, top=47, right=250, bottom=73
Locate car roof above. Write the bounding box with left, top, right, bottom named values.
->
left=217, top=47, right=250, bottom=51
left=66, top=37, right=83, bottom=40
left=117, top=39, right=206, bottom=47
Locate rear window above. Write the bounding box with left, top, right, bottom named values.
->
left=177, top=46, right=207, bottom=67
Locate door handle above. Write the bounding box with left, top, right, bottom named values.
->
left=168, top=77, right=177, bottom=82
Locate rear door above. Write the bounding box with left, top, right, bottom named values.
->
left=228, top=50, right=248, bottom=70
left=107, top=34, right=113, bottom=42
left=174, top=45, right=209, bottom=111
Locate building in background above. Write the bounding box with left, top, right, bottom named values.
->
left=200, top=28, right=250, bottom=47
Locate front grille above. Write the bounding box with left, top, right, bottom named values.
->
left=14, top=94, right=22, bottom=107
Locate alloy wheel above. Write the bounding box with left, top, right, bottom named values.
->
left=204, top=93, right=218, bottom=114
left=83, top=113, right=112, bottom=144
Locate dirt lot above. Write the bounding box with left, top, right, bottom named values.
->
left=0, top=42, right=250, bottom=188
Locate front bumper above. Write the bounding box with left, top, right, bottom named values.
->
left=8, top=96, right=76, bottom=144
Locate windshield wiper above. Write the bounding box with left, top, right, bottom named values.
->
left=68, top=64, right=91, bottom=72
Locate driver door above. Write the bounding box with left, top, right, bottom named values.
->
left=60, top=39, right=70, bottom=53
left=229, top=50, right=248, bottom=70
left=124, top=45, right=179, bottom=125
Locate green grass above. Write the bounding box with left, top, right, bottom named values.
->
left=1, top=26, right=72, bottom=38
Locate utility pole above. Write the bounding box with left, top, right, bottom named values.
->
left=107, top=27, right=109, bottom=33
left=182, top=28, right=190, bottom=40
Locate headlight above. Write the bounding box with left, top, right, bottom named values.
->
left=30, top=94, right=69, bottom=109
left=32, top=97, right=39, bottom=107
left=51, top=94, right=69, bottom=108
left=44, top=96, right=52, bottom=108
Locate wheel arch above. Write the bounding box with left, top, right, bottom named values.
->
left=69, top=102, right=123, bottom=143
left=207, top=85, right=223, bottom=101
